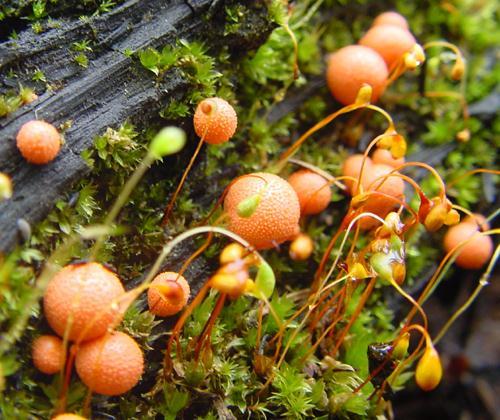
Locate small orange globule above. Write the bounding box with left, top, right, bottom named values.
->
left=326, top=45, right=388, bottom=105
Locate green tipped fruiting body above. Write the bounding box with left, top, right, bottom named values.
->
left=149, top=126, right=186, bottom=159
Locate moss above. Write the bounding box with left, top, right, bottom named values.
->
left=1, top=0, right=499, bottom=418
left=0, top=85, right=37, bottom=117
left=0, top=0, right=125, bottom=22
left=224, top=4, right=248, bottom=36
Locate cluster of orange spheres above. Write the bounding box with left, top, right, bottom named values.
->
left=33, top=262, right=144, bottom=397
left=34, top=262, right=192, bottom=398
left=222, top=169, right=332, bottom=254
left=224, top=172, right=301, bottom=250
left=326, top=11, right=417, bottom=105
left=191, top=96, right=332, bottom=253
left=191, top=97, right=332, bottom=253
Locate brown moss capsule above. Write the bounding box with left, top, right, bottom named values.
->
left=415, top=345, right=442, bottom=391
left=289, top=233, right=314, bottom=261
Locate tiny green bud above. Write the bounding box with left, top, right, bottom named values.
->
left=0, top=173, right=13, bottom=201
left=237, top=194, right=261, bottom=218
left=389, top=234, right=403, bottom=252
left=149, top=126, right=186, bottom=159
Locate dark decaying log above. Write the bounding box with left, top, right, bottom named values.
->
left=0, top=0, right=273, bottom=252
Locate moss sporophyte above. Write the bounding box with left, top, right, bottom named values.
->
left=1, top=4, right=499, bottom=419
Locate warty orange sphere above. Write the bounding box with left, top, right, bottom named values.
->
left=16, top=120, right=61, bottom=164
left=147, top=271, right=190, bottom=317
left=288, top=169, right=332, bottom=215
left=443, top=222, right=493, bottom=269
left=75, top=331, right=144, bottom=396
left=52, top=414, right=87, bottom=420
left=224, top=172, right=300, bottom=250
left=32, top=335, right=65, bottom=374
left=359, top=25, right=416, bottom=69
left=326, top=45, right=388, bottom=105
left=193, top=97, right=237, bottom=144
left=43, top=262, right=125, bottom=342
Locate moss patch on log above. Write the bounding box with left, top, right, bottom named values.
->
left=0, top=0, right=499, bottom=418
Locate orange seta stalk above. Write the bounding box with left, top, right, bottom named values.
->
left=161, top=136, right=205, bottom=226
left=331, top=278, right=376, bottom=356
left=194, top=293, right=227, bottom=362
